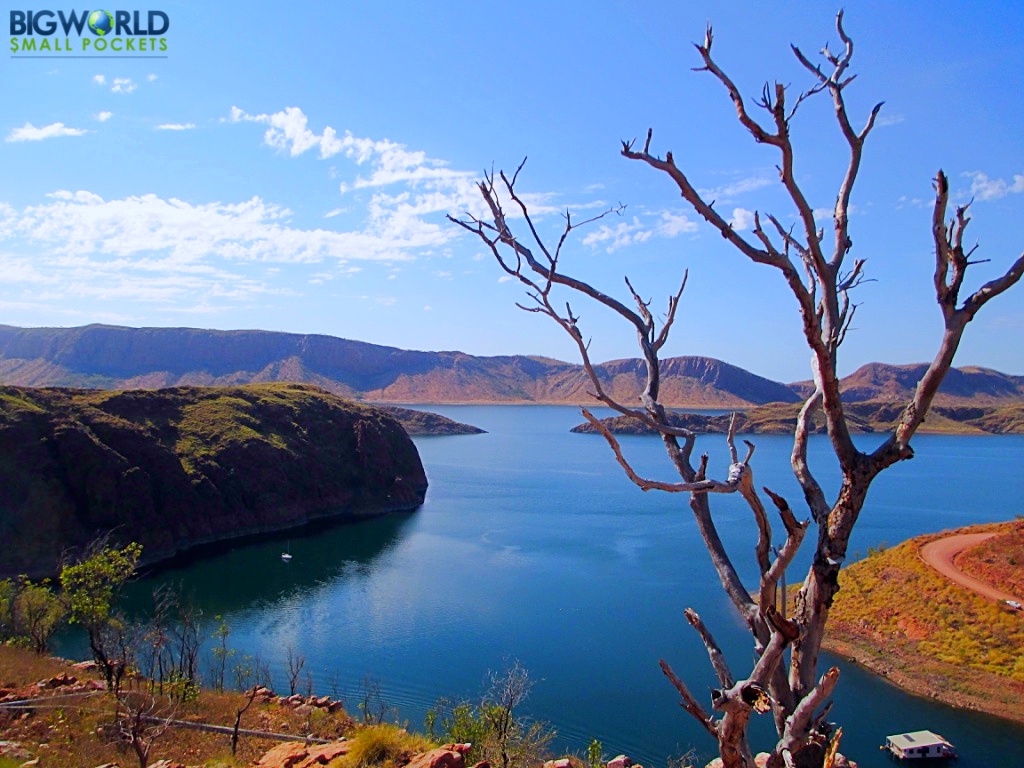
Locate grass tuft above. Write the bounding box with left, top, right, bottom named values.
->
left=340, top=724, right=435, bottom=768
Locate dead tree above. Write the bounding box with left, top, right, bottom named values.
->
left=450, top=12, right=1024, bottom=768
left=117, top=690, right=176, bottom=768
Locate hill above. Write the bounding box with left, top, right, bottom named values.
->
left=0, top=383, right=428, bottom=578
left=0, top=324, right=799, bottom=407
left=824, top=521, right=1024, bottom=723
left=571, top=401, right=1024, bottom=435
left=790, top=362, right=1024, bottom=406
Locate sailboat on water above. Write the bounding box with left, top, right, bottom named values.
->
left=281, top=542, right=293, bottom=562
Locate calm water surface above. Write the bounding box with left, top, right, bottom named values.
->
left=104, top=406, right=1024, bottom=767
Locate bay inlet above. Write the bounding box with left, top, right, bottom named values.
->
left=103, top=405, right=1024, bottom=768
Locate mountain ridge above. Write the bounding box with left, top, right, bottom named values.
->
left=1, top=323, right=1021, bottom=407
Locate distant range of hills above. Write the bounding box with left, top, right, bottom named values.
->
left=1, top=324, right=1023, bottom=409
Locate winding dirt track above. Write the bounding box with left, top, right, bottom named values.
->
left=919, top=532, right=1023, bottom=604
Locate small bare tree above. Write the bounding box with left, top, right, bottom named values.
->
left=231, top=685, right=260, bottom=756
left=117, top=690, right=177, bottom=768
left=451, top=12, right=1023, bottom=768
left=286, top=644, right=306, bottom=696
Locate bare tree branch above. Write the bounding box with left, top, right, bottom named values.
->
left=660, top=658, right=717, bottom=738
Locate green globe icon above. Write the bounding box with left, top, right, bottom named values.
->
left=88, top=10, right=113, bottom=35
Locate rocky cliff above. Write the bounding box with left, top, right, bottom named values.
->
left=0, top=383, right=428, bottom=578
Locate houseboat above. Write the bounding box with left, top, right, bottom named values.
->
left=883, top=730, right=957, bottom=760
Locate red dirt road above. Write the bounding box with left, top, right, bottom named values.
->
left=919, top=532, right=1024, bottom=604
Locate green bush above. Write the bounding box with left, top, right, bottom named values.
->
left=425, top=662, right=554, bottom=768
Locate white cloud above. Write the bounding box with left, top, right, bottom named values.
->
left=2, top=189, right=458, bottom=273
left=582, top=209, right=697, bottom=253
left=155, top=123, right=196, bottom=131
left=699, top=176, right=773, bottom=201
left=227, top=105, right=611, bottom=260
left=92, top=74, right=106, bottom=85
left=147, top=73, right=158, bottom=82
left=230, top=105, right=343, bottom=159
left=582, top=216, right=654, bottom=253
left=0, top=193, right=364, bottom=312
left=497, top=275, right=514, bottom=283
left=46, top=190, right=105, bottom=204
left=5, top=122, right=87, bottom=142
left=729, top=207, right=756, bottom=231
left=657, top=210, right=698, bottom=236
left=964, top=171, right=1024, bottom=201
left=111, top=77, right=137, bottom=94
left=96, top=111, right=113, bottom=122
left=229, top=105, right=478, bottom=194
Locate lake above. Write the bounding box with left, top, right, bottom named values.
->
left=102, top=405, right=1024, bottom=767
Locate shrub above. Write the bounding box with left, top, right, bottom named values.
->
left=342, top=724, right=434, bottom=768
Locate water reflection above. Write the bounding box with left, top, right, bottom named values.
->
left=120, top=511, right=419, bottom=616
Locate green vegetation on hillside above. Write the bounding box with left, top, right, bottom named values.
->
left=0, top=383, right=428, bottom=578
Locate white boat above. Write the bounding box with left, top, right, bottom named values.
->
left=883, top=731, right=957, bottom=760
left=280, top=552, right=293, bottom=562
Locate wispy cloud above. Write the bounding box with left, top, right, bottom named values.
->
left=5, top=190, right=450, bottom=266
left=93, top=74, right=140, bottom=94
left=5, top=122, right=87, bottom=142
left=964, top=171, right=1024, bottom=201
left=698, top=176, right=773, bottom=201
left=227, top=105, right=608, bottom=258
left=582, top=209, right=697, bottom=253
left=155, top=122, right=196, bottom=131
left=876, top=114, right=905, bottom=127
left=229, top=105, right=477, bottom=195
left=0, top=185, right=477, bottom=315
left=96, top=111, right=113, bottom=122
left=111, top=77, right=137, bottom=94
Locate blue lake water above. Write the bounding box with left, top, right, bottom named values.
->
left=99, top=405, right=1024, bottom=767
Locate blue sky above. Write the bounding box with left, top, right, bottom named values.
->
left=2, top=1, right=1022, bottom=382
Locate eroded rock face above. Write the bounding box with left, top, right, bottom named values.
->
left=256, top=740, right=352, bottom=768
left=404, top=746, right=467, bottom=768
left=0, top=383, right=428, bottom=578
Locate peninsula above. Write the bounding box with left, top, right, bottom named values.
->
left=0, top=382, right=429, bottom=578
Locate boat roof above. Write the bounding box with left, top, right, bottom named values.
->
left=887, top=731, right=952, bottom=748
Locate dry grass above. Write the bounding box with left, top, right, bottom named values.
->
left=336, top=724, right=436, bottom=768
left=824, top=520, right=1024, bottom=722
left=0, top=645, right=354, bottom=767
